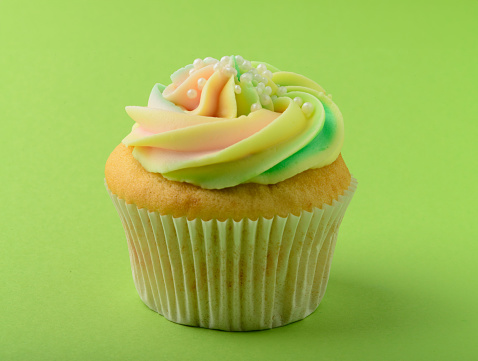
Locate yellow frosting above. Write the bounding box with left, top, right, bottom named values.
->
left=122, top=56, right=344, bottom=189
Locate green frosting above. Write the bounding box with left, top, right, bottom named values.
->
left=123, top=56, right=344, bottom=189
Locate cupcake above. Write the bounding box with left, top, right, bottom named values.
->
left=105, top=55, right=357, bottom=331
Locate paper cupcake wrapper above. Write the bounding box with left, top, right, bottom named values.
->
left=106, top=177, right=357, bottom=331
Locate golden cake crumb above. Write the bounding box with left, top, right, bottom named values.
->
left=105, top=143, right=351, bottom=221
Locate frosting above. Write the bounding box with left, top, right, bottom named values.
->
left=122, top=56, right=344, bottom=189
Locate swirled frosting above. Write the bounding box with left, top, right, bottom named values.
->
left=122, top=56, right=344, bottom=189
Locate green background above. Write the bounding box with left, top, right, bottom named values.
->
left=1, top=0, right=477, bottom=360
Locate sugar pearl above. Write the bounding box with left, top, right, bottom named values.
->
left=264, top=86, right=272, bottom=95
left=204, top=57, right=218, bottom=64
left=193, top=58, right=204, bottom=69
left=240, top=73, right=252, bottom=83
left=257, top=64, right=267, bottom=73
left=251, top=102, right=262, bottom=112
left=253, top=73, right=263, bottom=82
left=301, top=102, right=314, bottom=116
left=222, top=66, right=237, bottom=76
left=277, top=86, right=287, bottom=96
left=242, top=60, right=252, bottom=70
left=260, top=94, right=271, bottom=105
left=262, top=70, right=273, bottom=79
left=234, top=85, right=242, bottom=94
left=294, top=97, right=304, bottom=106
left=197, top=78, right=207, bottom=89
left=235, top=56, right=244, bottom=66
left=187, top=89, right=198, bottom=99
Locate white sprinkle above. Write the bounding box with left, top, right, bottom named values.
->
left=301, top=102, right=314, bottom=116
left=222, top=66, right=237, bottom=76
left=197, top=78, right=207, bottom=89
left=189, top=68, right=195, bottom=75
left=187, top=89, right=198, bottom=99
left=294, top=97, right=304, bottom=106
left=193, top=58, right=204, bottom=69
left=213, top=62, right=223, bottom=71
left=260, top=94, right=271, bottom=105
left=253, top=73, right=263, bottom=82
left=242, top=60, right=252, bottom=70
left=221, top=56, right=231, bottom=64
left=257, top=82, right=265, bottom=90
left=251, top=102, right=262, bottom=112
left=277, top=86, right=287, bottom=96
left=264, top=86, right=272, bottom=95
left=256, top=87, right=263, bottom=95
left=240, top=73, right=252, bottom=83
left=271, top=95, right=278, bottom=101
left=262, top=70, right=273, bottom=79
left=235, top=56, right=244, bottom=66
left=204, top=57, right=218, bottom=64
left=234, top=85, right=242, bottom=94
left=256, top=64, right=267, bottom=73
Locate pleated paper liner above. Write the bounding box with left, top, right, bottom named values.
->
left=106, top=177, right=357, bottom=331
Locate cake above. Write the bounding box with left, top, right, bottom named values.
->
left=105, top=55, right=357, bottom=331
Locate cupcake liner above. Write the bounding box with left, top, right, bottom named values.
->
left=106, top=177, right=357, bottom=331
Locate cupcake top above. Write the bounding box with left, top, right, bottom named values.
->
left=122, top=55, right=344, bottom=189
